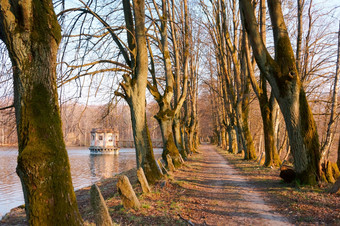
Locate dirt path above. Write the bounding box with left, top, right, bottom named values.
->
left=175, top=145, right=292, bottom=225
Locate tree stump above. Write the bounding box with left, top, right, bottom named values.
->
left=137, top=167, right=151, bottom=193
left=117, top=175, right=141, bottom=209
left=90, top=184, right=113, bottom=226
left=166, top=154, right=176, bottom=171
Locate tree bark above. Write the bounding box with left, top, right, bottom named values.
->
left=0, top=0, right=82, bottom=224
left=247, top=42, right=281, bottom=166
left=156, top=113, right=182, bottom=167
left=170, top=0, right=189, bottom=159
left=173, top=117, right=187, bottom=158
left=240, top=35, right=256, bottom=160
left=240, top=0, right=321, bottom=184
left=147, top=0, right=185, bottom=166
left=296, top=0, right=304, bottom=74
left=320, top=21, right=340, bottom=160
left=119, top=0, right=163, bottom=183
left=337, top=135, right=340, bottom=169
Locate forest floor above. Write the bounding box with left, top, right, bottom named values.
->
left=1, top=145, right=339, bottom=225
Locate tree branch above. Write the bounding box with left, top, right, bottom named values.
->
left=0, top=104, right=14, bottom=110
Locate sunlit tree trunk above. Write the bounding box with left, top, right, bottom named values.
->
left=240, top=0, right=321, bottom=184
left=241, top=67, right=256, bottom=160
left=169, top=0, right=189, bottom=159
left=0, top=0, right=82, bottom=224
left=240, top=37, right=256, bottom=160
left=147, top=0, right=185, bottom=167
left=245, top=0, right=280, bottom=166
left=320, top=21, right=340, bottom=160
left=296, top=0, right=304, bottom=74
left=337, top=136, right=340, bottom=169
left=118, top=0, right=163, bottom=183
left=173, top=117, right=186, bottom=157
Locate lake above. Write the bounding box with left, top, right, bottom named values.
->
left=0, top=147, right=162, bottom=218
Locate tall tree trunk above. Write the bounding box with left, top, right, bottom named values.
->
left=242, top=73, right=257, bottom=160
left=118, top=0, right=163, bottom=183
left=173, top=116, right=187, bottom=158
left=126, top=91, right=162, bottom=183
left=320, top=21, right=340, bottom=159
left=260, top=96, right=281, bottom=167
left=147, top=0, right=184, bottom=167
left=0, top=0, right=83, bottom=224
left=241, top=37, right=256, bottom=160
left=337, top=136, right=340, bottom=169
left=170, top=0, right=190, bottom=159
left=221, top=127, right=227, bottom=149
left=245, top=0, right=280, bottom=167
left=240, top=0, right=321, bottom=184
left=227, top=126, right=238, bottom=154
left=296, top=0, right=304, bottom=74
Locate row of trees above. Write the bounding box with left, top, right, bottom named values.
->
left=0, top=0, right=200, bottom=224
left=198, top=0, right=339, bottom=185
left=0, top=0, right=338, bottom=224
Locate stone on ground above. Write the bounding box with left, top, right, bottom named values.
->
left=166, top=154, right=176, bottom=171
left=179, top=154, right=185, bottom=164
left=279, top=166, right=296, bottom=183
left=158, top=158, right=168, bottom=174
left=117, top=175, right=141, bottom=209
left=137, top=167, right=151, bottom=193
left=90, top=184, right=113, bottom=226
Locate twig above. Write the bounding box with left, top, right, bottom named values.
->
left=0, top=104, right=14, bottom=110
left=178, top=214, right=195, bottom=226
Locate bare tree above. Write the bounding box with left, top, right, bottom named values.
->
left=244, top=0, right=281, bottom=167
left=146, top=0, right=189, bottom=166
left=240, top=0, right=322, bottom=184
left=59, top=0, right=163, bottom=183
left=320, top=21, right=340, bottom=160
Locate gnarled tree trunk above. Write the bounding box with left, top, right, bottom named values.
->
left=240, top=0, right=321, bottom=184
left=118, top=0, right=163, bottom=183
left=0, top=0, right=82, bottom=224
left=147, top=0, right=185, bottom=167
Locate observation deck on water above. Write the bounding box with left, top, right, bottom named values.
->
left=89, top=128, right=119, bottom=154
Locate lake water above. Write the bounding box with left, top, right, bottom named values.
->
left=0, top=147, right=162, bottom=218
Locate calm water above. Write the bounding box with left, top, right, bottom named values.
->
left=0, top=147, right=162, bottom=218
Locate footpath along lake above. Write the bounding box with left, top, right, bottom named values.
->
left=0, top=147, right=162, bottom=218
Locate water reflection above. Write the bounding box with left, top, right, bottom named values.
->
left=90, top=154, right=120, bottom=180
left=0, top=147, right=162, bottom=218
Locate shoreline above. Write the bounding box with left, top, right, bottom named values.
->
left=0, top=167, right=139, bottom=225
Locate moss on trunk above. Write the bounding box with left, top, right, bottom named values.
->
left=156, top=109, right=183, bottom=168
left=337, top=137, right=340, bottom=169
left=260, top=98, right=281, bottom=167
left=242, top=77, right=256, bottom=161
left=128, top=99, right=163, bottom=184
left=297, top=88, right=321, bottom=184
left=0, top=0, right=83, bottom=223
left=173, top=116, right=187, bottom=160
left=16, top=84, right=83, bottom=225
